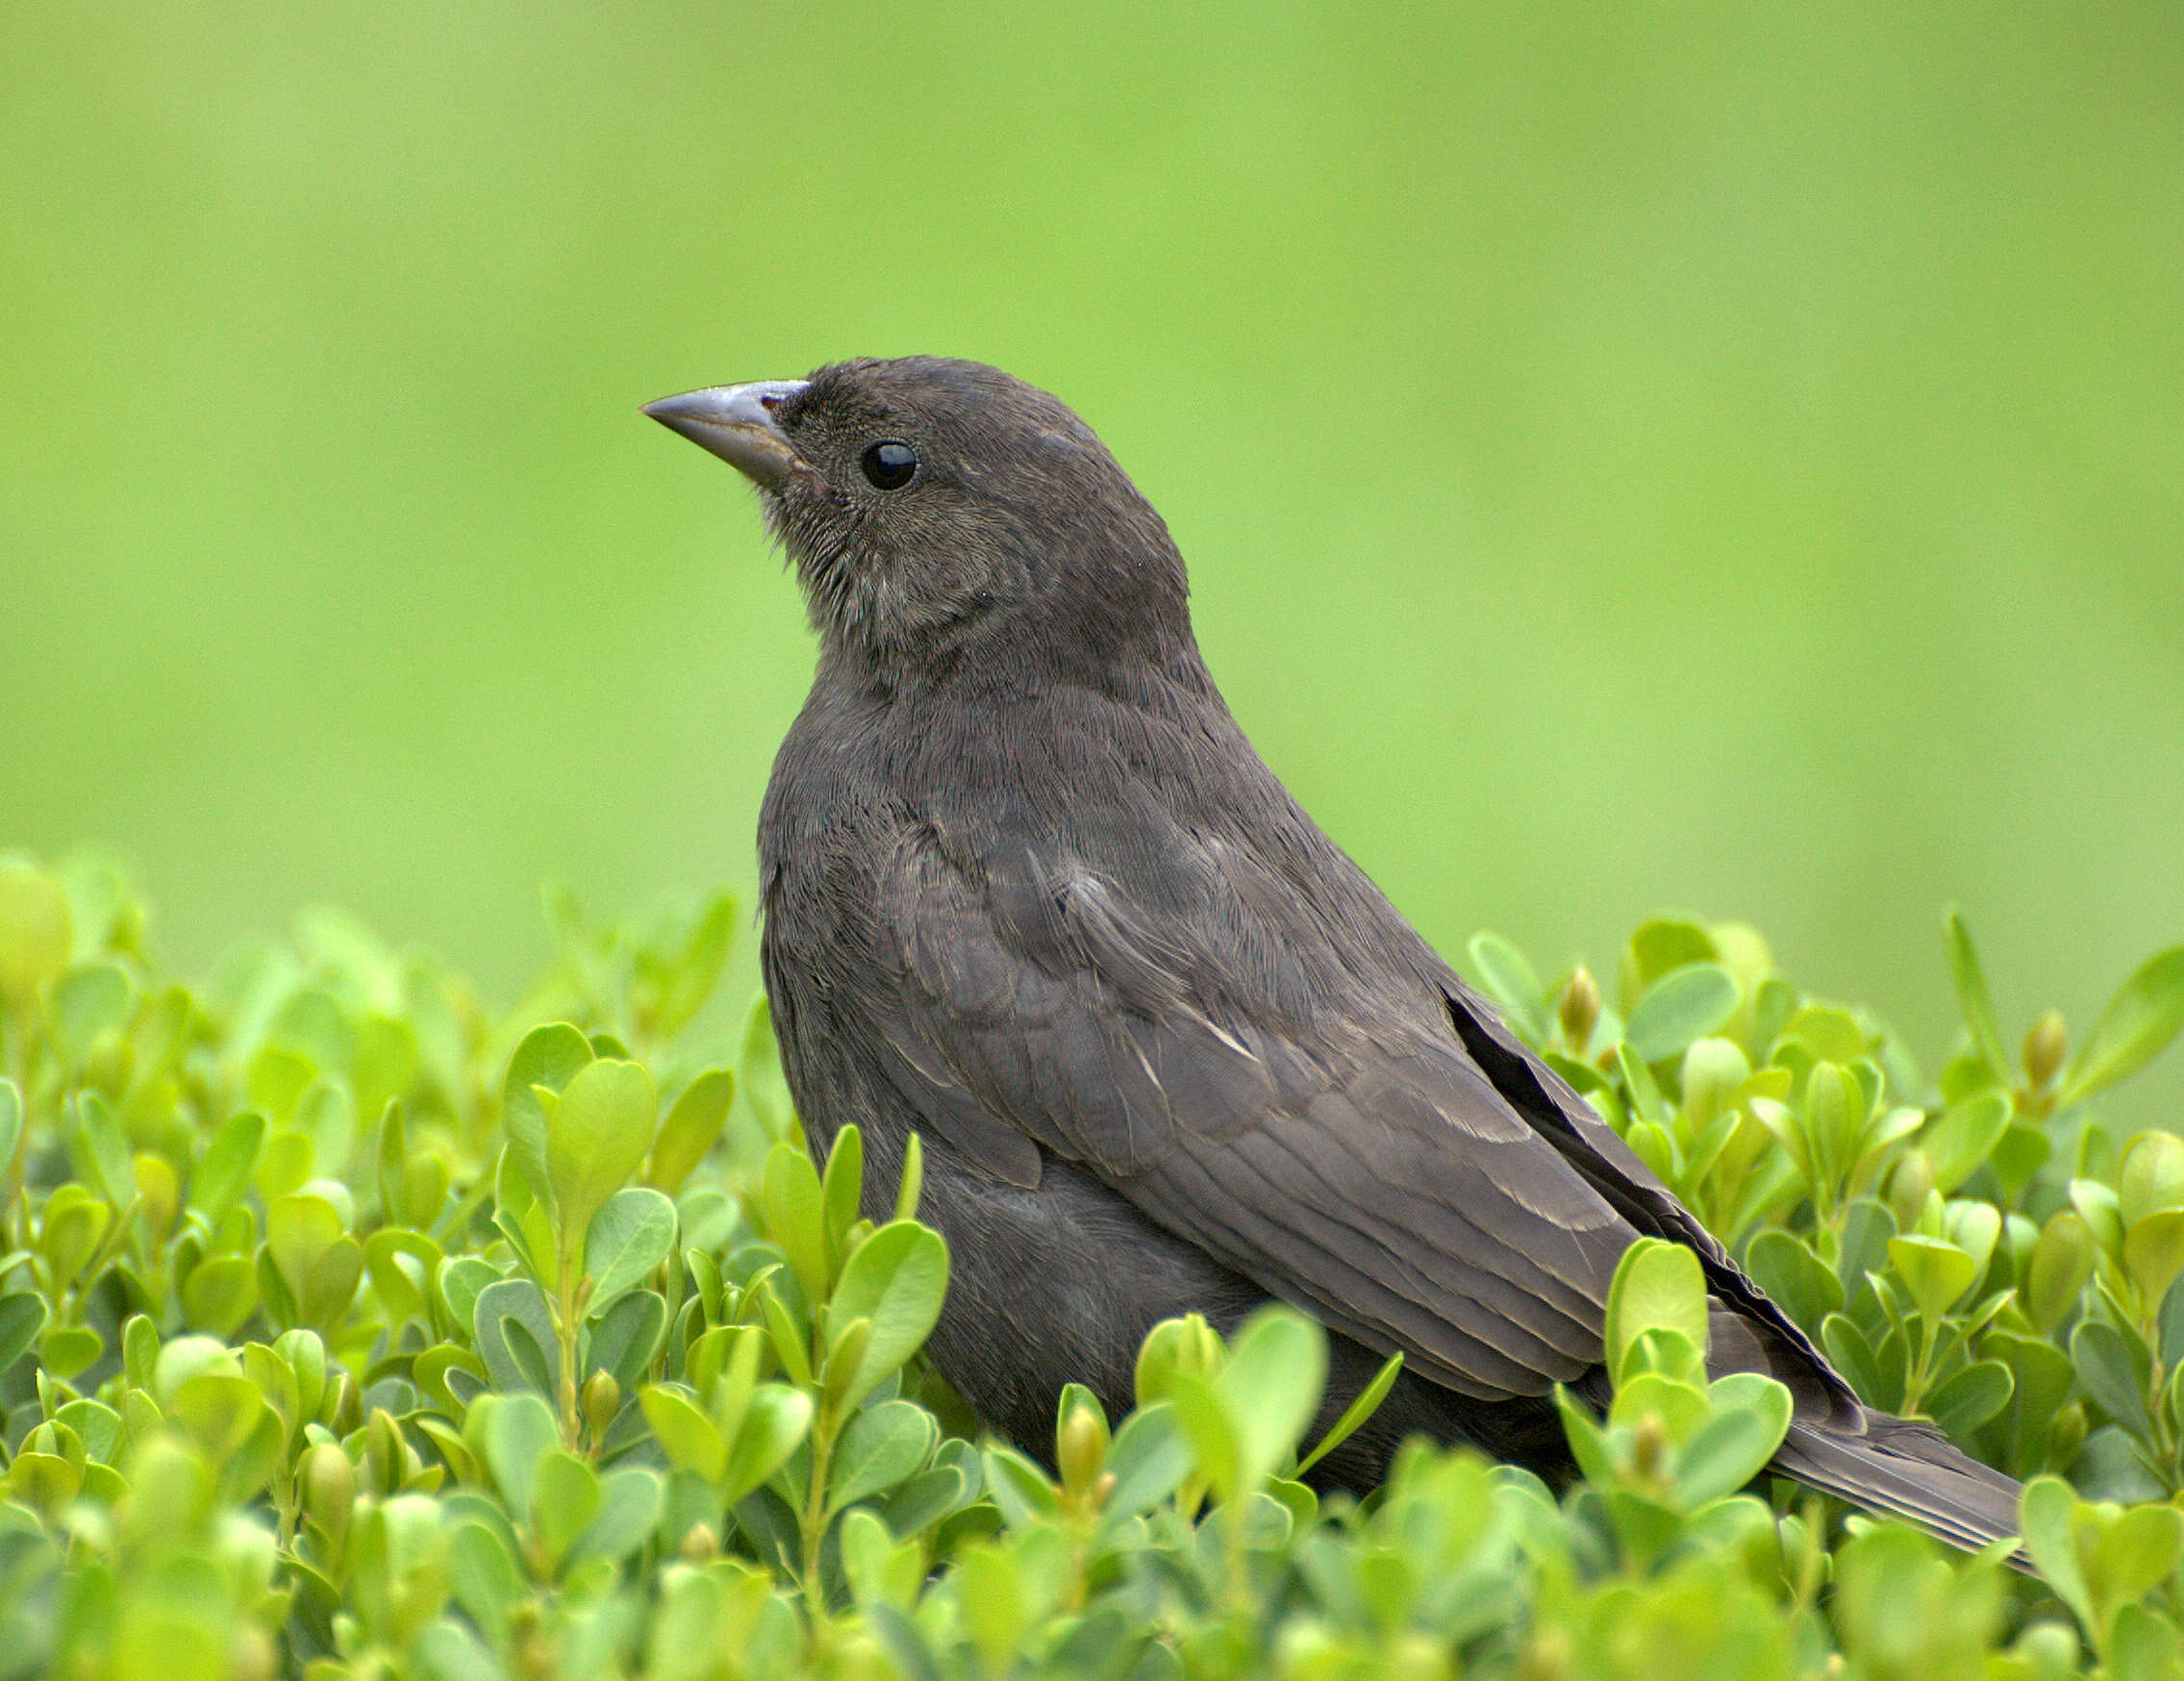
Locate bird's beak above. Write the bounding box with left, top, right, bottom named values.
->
left=641, top=380, right=813, bottom=489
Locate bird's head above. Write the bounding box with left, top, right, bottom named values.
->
left=644, top=357, right=1192, bottom=679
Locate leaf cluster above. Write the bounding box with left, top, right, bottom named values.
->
left=3, top=853, right=2184, bottom=1678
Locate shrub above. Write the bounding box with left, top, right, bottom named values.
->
left=1, top=849, right=2181, bottom=1679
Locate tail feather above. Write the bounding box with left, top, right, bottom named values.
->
left=1771, top=1414, right=2025, bottom=1561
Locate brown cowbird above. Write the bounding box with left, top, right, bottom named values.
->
left=643, top=357, right=2021, bottom=1550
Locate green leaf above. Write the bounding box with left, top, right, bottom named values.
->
left=1920, top=1091, right=2012, bottom=1194
left=2123, top=1211, right=2184, bottom=1308
left=0, top=1078, right=20, bottom=1175
left=470, top=1392, right=559, bottom=1516
left=363, top=1227, right=441, bottom=1328
left=1675, top=1374, right=1792, bottom=1504
left=893, top=1133, right=924, bottom=1224
left=180, top=1253, right=259, bottom=1338
left=1611, top=1367, right=1711, bottom=1441
left=568, top=1466, right=664, bottom=1567
left=38, top=1184, right=109, bottom=1287
left=827, top=1399, right=938, bottom=1515
left=1555, top=1387, right=1617, bottom=1486
left=874, top=1463, right=968, bottom=1541
left=66, top=1090, right=133, bottom=1211
left=1467, top=932, right=1549, bottom=1042
left=40, top=1323, right=101, bottom=1381
left=1820, top=1313, right=1886, bottom=1407
left=2062, top=947, right=2184, bottom=1107
left=719, top=1384, right=812, bottom=1505
left=2072, top=1178, right=2126, bottom=1259
left=415, top=1343, right=490, bottom=1418
left=51, top=961, right=134, bottom=1066
left=501, top=1022, right=595, bottom=1217
left=265, top=1191, right=364, bottom=1331
left=1743, top=1229, right=1844, bottom=1339
left=2019, top=1477, right=2096, bottom=1632
left=2121, top=1131, right=2184, bottom=1227
left=1887, top=1235, right=1977, bottom=1322
left=757, top=1275, right=814, bottom=1388
left=641, top=1385, right=727, bottom=1482
left=821, top=1124, right=865, bottom=1265
left=0, top=1292, right=50, bottom=1372
left=1100, top=1403, right=1191, bottom=1525
left=587, top=1288, right=668, bottom=1394
left=167, top=1370, right=268, bottom=1467
left=1604, top=1239, right=1709, bottom=1385
left=1294, top=1348, right=1403, bottom=1477
left=0, top=859, right=71, bottom=1008
left=473, top=1277, right=561, bottom=1400
left=2109, top=1603, right=2184, bottom=1681
left=1624, top=919, right=1719, bottom=1008
left=2082, top=1504, right=2184, bottom=1641
left=1925, top=1359, right=2015, bottom=1439
left=544, top=1058, right=658, bottom=1256
left=531, top=1449, right=603, bottom=1573
left=840, top=1507, right=924, bottom=1612
left=825, top=1220, right=949, bottom=1417
left=647, top=1068, right=734, bottom=1192
left=1169, top=1370, right=1241, bottom=1501
left=642, top=891, right=737, bottom=1041
left=2071, top=1318, right=2155, bottom=1445
left=1216, top=1306, right=1326, bottom=1496
left=762, top=1141, right=831, bottom=1306
left=1944, top=907, right=2010, bottom=1078
left=1624, top=963, right=1739, bottom=1064
left=980, top=1441, right=1060, bottom=1531
left=1991, top=1122, right=2053, bottom=1203
left=584, top=1187, right=678, bottom=1311
left=1987, top=1330, right=2076, bottom=1475
left=448, top=1519, right=526, bottom=1647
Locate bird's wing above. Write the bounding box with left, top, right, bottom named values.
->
left=867, top=818, right=1647, bottom=1401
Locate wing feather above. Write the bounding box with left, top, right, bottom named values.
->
left=869, top=824, right=1643, bottom=1400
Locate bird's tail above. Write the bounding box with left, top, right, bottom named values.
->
left=1770, top=1414, right=2024, bottom=1559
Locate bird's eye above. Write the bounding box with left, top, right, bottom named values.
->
left=860, top=440, right=918, bottom=490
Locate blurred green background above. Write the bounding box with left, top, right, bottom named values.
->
left=4, top=4, right=2179, bottom=1120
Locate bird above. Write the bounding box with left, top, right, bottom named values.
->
left=642, top=356, right=2022, bottom=1552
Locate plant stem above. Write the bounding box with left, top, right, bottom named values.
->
left=556, top=1269, right=584, bottom=1449
left=801, top=1413, right=837, bottom=1613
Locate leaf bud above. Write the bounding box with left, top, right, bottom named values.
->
left=1133, top=1312, right=1226, bottom=1408
left=401, top=1153, right=451, bottom=1227
left=364, top=1408, right=405, bottom=1494
left=1057, top=1401, right=1109, bottom=1504
left=227, top=1624, right=278, bottom=1681
left=2010, top=1620, right=2080, bottom=1681
left=2022, top=1010, right=2067, bottom=1092
left=1679, top=1038, right=1749, bottom=1131
left=1885, top=1149, right=1936, bottom=1233
left=679, top=1521, right=720, bottom=1563
left=1631, top=1411, right=1669, bottom=1481
left=1559, top=966, right=1601, bottom=1054
left=329, top=1371, right=363, bottom=1438
left=1521, top=1625, right=1574, bottom=1681
left=302, top=1442, right=356, bottom=1556
left=2120, top=1131, right=2184, bottom=1226
left=2046, top=1401, right=2087, bottom=1470
left=0, top=859, right=71, bottom=1012
left=584, top=1370, right=621, bottom=1443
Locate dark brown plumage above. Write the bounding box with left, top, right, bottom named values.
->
left=644, top=356, right=2022, bottom=1550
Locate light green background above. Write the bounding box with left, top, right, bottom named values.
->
left=4, top=5, right=2179, bottom=1121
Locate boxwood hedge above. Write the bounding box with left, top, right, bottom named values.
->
left=2, top=849, right=2182, bottom=1680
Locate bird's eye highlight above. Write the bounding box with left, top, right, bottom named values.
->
left=860, top=440, right=918, bottom=490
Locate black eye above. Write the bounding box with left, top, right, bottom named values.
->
left=860, top=440, right=918, bottom=490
